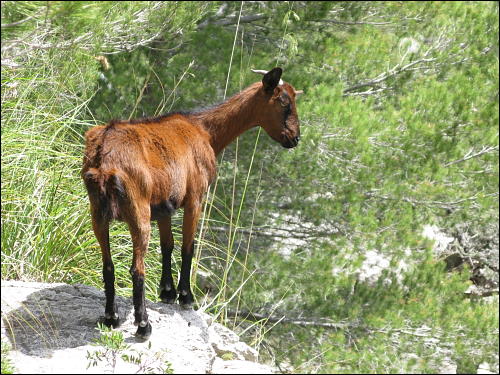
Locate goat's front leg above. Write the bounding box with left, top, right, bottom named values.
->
left=158, top=216, right=177, bottom=303
left=128, top=214, right=152, bottom=340
left=178, top=200, right=202, bottom=309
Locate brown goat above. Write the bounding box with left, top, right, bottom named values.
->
left=81, top=67, right=301, bottom=339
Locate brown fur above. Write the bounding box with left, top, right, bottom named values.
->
left=81, top=68, right=301, bottom=338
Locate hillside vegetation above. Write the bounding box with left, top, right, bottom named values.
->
left=2, top=1, right=498, bottom=373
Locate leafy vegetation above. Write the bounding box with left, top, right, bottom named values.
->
left=1, top=340, right=16, bottom=374
left=87, top=323, right=173, bottom=374
left=2, top=1, right=498, bottom=373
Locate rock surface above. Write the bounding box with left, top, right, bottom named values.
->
left=211, top=358, right=273, bottom=374
left=1, top=280, right=275, bottom=374
left=423, top=222, right=499, bottom=292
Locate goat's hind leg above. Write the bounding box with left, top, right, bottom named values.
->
left=158, top=216, right=177, bottom=303
left=128, top=211, right=152, bottom=340
left=92, top=215, right=120, bottom=328
left=178, top=200, right=202, bottom=309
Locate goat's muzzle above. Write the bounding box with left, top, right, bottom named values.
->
left=282, top=135, right=300, bottom=149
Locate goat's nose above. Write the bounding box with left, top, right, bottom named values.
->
left=293, top=136, right=300, bottom=144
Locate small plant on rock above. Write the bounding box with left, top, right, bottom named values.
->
left=86, top=323, right=173, bottom=374
left=1, top=340, right=16, bottom=374
left=86, top=323, right=130, bottom=372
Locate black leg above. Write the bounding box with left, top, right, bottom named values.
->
left=178, top=245, right=194, bottom=308
left=177, top=201, right=201, bottom=309
left=128, top=218, right=152, bottom=340
left=130, top=267, right=151, bottom=339
left=103, top=262, right=120, bottom=327
left=158, top=217, right=177, bottom=303
left=92, top=216, right=120, bottom=328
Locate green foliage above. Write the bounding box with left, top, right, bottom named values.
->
left=87, top=323, right=173, bottom=374
left=87, top=323, right=130, bottom=371
left=1, top=340, right=16, bottom=374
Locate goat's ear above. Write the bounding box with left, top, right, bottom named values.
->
left=294, top=89, right=303, bottom=98
left=262, top=67, right=283, bottom=92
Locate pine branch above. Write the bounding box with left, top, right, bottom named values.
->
left=444, top=145, right=499, bottom=167
left=197, top=13, right=267, bottom=30
left=1, top=14, right=35, bottom=28
left=226, top=309, right=362, bottom=330
left=318, top=19, right=392, bottom=26
left=365, top=190, right=499, bottom=210
left=206, top=225, right=343, bottom=240
left=343, top=57, right=436, bottom=95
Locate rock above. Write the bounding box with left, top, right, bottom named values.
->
left=354, top=249, right=410, bottom=287
left=197, top=269, right=216, bottom=293
left=208, top=322, right=258, bottom=361
left=439, top=357, right=457, bottom=374
left=356, top=249, right=391, bottom=286
left=422, top=222, right=499, bottom=292
left=1, top=280, right=275, bottom=374
left=477, top=362, right=495, bottom=374
left=422, top=224, right=455, bottom=256
left=422, top=224, right=466, bottom=271
left=211, top=357, right=274, bottom=374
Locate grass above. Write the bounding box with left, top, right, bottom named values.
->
left=1, top=341, right=16, bottom=374
left=0, top=17, right=267, bottom=340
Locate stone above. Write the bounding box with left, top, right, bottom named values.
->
left=211, top=357, right=274, bottom=374
left=439, top=357, right=457, bottom=374
left=477, top=362, right=495, bottom=374
left=208, top=322, right=258, bottom=361
left=421, top=225, right=454, bottom=256
left=1, top=280, right=275, bottom=374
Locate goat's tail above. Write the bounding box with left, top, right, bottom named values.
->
left=83, top=167, right=126, bottom=221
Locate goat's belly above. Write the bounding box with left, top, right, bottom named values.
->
left=150, top=198, right=178, bottom=220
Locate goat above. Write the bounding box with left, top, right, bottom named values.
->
left=81, top=67, right=302, bottom=339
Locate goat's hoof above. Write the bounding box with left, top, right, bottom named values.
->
left=180, top=302, right=194, bottom=310
left=178, top=292, right=194, bottom=309
left=135, top=322, right=152, bottom=340
left=102, top=315, right=120, bottom=328
left=159, top=288, right=177, bottom=304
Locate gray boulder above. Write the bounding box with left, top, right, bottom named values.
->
left=1, top=280, right=275, bottom=374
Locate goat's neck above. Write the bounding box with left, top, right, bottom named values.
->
left=191, top=83, right=262, bottom=155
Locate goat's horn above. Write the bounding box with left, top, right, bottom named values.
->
left=251, top=69, right=284, bottom=85
left=251, top=69, right=268, bottom=75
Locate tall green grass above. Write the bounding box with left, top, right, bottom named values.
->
left=1, top=2, right=267, bottom=343
left=2, top=51, right=97, bottom=282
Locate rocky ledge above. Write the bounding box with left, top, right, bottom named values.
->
left=1, top=280, right=275, bottom=374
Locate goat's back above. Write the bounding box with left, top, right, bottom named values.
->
left=82, top=115, right=216, bottom=221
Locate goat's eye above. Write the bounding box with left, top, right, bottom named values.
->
left=279, top=98, right=289, bottom=107
left=283, top=103, right=291, bottom=117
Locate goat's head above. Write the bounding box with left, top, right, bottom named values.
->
left=252, top=68, right=303, bottom=149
